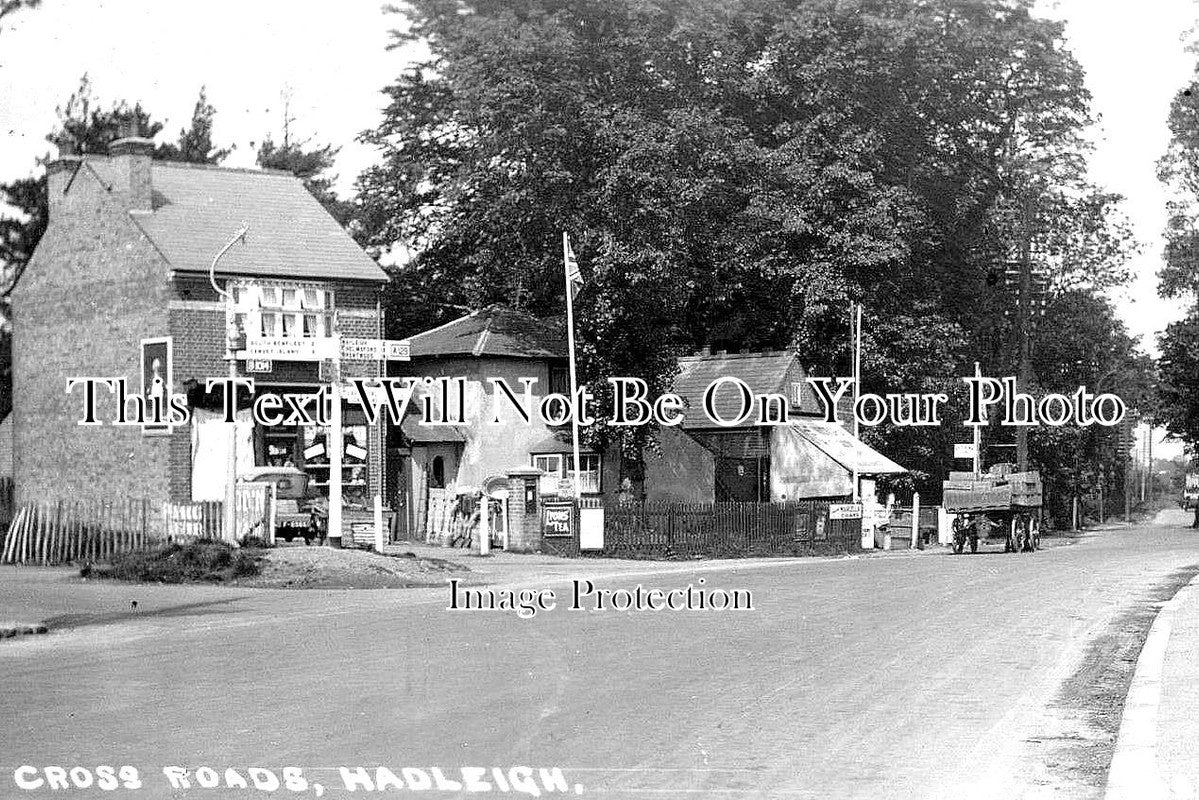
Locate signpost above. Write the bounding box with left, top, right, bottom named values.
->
left=953, top=443, right=978, bottom=460
left=234, top=330, right=413, bottom=547
left=239, top=336, right=410, bottom=363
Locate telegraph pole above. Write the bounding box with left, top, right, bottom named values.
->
left=1015, top=194, right=1033, bottom=472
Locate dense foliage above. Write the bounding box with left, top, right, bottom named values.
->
left=357, top=0, right=1148, bottom=494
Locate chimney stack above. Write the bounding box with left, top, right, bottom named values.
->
left=109, top=133, right=154, bottom=214
left=45, top=142, right=82, bottom=219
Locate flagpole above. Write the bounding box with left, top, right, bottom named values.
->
left=563, top=231, right=583, bottom=500
left=852, top=302, right=861, bottom=502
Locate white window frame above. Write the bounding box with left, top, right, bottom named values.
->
left=531, top=452, right=601, bottom=494
left=231, top=281, right=335, bottom=341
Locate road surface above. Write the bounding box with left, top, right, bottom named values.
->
left=2, top=519, right=1197, bottom=799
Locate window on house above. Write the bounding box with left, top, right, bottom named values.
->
left=232, top=282, right=335, bottom=340
left=531, top=452, right=601, bottom=494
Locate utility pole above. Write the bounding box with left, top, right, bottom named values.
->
left=1015, top=194, right=1033, bottom=472
left=1123, top=417, right=1132, bottom=525
left=209, top=226, right=248, bottom=544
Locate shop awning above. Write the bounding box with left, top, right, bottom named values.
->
left=788, top=421, right=906, bottom=475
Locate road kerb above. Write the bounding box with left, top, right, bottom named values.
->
left=1104, top=576, right=1199, bottom=800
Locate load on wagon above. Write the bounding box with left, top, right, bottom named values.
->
left=942, top=464, right=1043, bottom=554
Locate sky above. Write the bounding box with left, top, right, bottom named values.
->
left=0, top=0, right=1196, bottom=461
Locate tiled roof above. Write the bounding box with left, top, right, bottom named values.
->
left=672, top=351, right=820, bottom=428
left=408, top=305, right=567, bottom=360
left=86, top=157, right=387, bottom=283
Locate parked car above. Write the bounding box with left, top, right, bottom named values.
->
left=239, top=467, right=326, bottom=544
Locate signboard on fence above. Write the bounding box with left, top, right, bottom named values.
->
left=953, top=443, right=978, bottom=460
left=580, top=507, right=604, bottom=550
left=543, top=500, right=575, bottom=539
left=829, top=503, right=863, bottom=520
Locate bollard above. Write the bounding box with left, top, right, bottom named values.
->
left=911, top=492, right=920, bottom=549
left=373, top=494, right=384, bottom=552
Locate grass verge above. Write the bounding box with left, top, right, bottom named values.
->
left=80, top=539, right=264, bottom=584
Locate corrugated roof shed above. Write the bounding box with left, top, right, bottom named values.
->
left=672, top=351, right=821, bottom=428
left=408, top=305, right=567, bottom=360
left=86, top=157, right=387, bottom=283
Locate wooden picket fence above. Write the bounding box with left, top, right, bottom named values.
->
left=1, top=498, right=155, bottom=566
left=162, top=483, right=274, bottom=543
left=0, top=484, right=276, bottom=566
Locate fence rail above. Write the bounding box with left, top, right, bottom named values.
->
left=594, top=499, right=860, bottom=559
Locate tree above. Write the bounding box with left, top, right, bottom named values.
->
left=357, top=0, right=1138, bottom=486
left=155, top=86, right=230, bottom=165
left=1156, top=69, right=1199, bottom=524
left=257, top=137, right=354, bottom=227
left=0, top=78, right=227, bottom=418
left=0, top=0, right=39, bottom=30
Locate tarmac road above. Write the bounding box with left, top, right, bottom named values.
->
left=2, top=521, right=1198, bottom=800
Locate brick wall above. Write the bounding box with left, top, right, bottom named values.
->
left=12, top=165, right=172, bottom=510
left=15, top=158, right=387, bottom=512
left=167, top=303, right=226, bottom=501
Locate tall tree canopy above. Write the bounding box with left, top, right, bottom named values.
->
left=0, top=77, right=231, bottom=283
left=1157, top=70, right=1199, bottom=465
left=0, top=78, right=229, bottom=418
left=358, top=0, right=1141, bottom=483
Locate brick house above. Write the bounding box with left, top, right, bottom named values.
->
left=10, top=136, right=388, bottom=527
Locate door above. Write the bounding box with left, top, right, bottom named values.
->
left=715, top=457, right=770, bottom=502
left=386, top=449, right=411, bottom=542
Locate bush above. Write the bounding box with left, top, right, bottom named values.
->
left=239, top=534, right=272, bottom=550
left=81, top=538, right=263, bottom=583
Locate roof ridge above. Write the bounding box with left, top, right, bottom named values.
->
left=677, top=350, right=798, bottom=362
left=84, top=154, right=298, bottom=179
left=406, top=308, right=483, bottom=343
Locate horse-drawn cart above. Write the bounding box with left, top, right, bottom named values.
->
left=942, top=467, right=1043, bottom=554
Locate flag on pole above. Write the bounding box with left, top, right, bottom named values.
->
left=562, top=231, right=583, bottom=499
left=564, top=233, right=583, bottom=299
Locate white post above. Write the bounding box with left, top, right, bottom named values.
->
left=268, top=483, right=277, bottom=546
left=910, top=492, right=920, bottom=549
left=373, top=494, right=384, bottom=552
left=329, top=383, right=342, bottom=545
left=562, top=232, right=583, bottom=501
left=479, top=492, right=491, bottom=555
left=973, top=361, right=982, bottom=477
left=852, top=303, right=862, bottom=501
left=207, top=226, right=247, bottom=546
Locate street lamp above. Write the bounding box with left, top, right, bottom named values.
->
left=209, top=225, right=249, bottom=543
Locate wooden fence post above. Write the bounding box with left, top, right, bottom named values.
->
left=910, top=493, right=920, bottom=550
